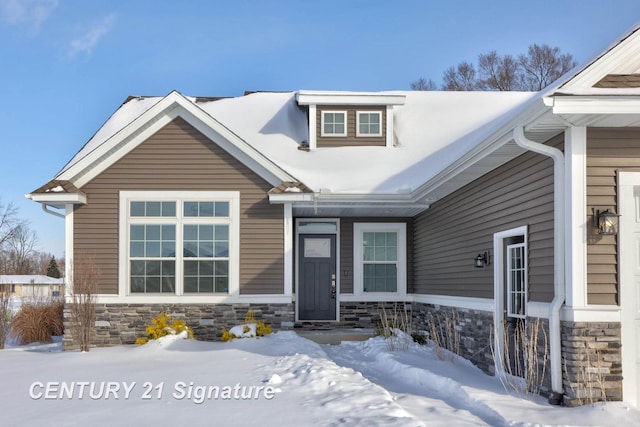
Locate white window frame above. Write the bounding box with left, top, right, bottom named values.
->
left=356, top=111, right=382, bottom=137
left=320, top=110, right=347, bottom=137
left=506, top=242, right=527, bottom=319
left=118, top=191, right=240, bottom=301
left=352, top=222, right=406, bottom=301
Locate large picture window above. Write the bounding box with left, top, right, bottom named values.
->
left=121, top=191, right=238, bottom=297
left=353, top=223, right=407, bottom=297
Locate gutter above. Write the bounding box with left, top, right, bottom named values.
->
left=513, top=127, right=565, bottom=404
left=41, top=204, right=65, bottom=219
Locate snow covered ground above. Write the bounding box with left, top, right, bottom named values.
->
left=0, top=331, right=638, bottom=426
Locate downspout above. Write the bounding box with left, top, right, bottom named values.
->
left=513, top=126, right=565, bottom=404
left=41, top=204, right=65, bottom=219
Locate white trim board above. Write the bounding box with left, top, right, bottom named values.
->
left=618, top=171, right=640, bottom=407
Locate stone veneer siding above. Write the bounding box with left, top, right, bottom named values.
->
left=294, top=301, right=409, bottom=330
left=63, top=303, right=295, bottom=350
left=561, top=321, right=622, bottom=406
left=412, top=302, right=495, bottom=375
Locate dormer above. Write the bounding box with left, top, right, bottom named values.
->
left=296, top=91, right=406, bottom=149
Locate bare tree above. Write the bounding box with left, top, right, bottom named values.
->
left=410, top=77, right=438, bottom=91
left=68, top=255, right=99, bottom=351
left=442, top=61, right=478, bottom=91
left=519, top=44, right=576, bottom=91
left=0, top=199, right=21, bottom=249
left=3, top=224, right=38, bottom=274
left=411, top=43, right=576, bottom=92
left=477, top=51, right=520, bottom=91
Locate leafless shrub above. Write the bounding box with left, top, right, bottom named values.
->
left=68, top=256, right=99, bottom=352
left=378, top=303, right=412, bottom=352
left=492, top=317, right=548, bottom=396
left=0, top=289, right=12, bottom=348
left=427, top=308, right=460, bottom=361
left=10, top=299, right=63, bottom=345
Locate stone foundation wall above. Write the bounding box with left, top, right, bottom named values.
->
left=561, top=321, right=622, bottom=406
left=412, top=302, right=495, bottom=375
left=63, top=303, right=295, bottom=350
left=294, top=301, right=408, bottom=330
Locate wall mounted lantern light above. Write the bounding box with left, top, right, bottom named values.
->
left=593, top=209, right=620, bottom=235
left=474, top=251, right=490, bottom=268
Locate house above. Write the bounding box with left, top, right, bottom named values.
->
left=26, top=24, right=640, bottom=407
left=0, top=275, right=64, bottom=298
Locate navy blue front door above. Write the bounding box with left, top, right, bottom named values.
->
left=299, top=234, right=336, bottom=320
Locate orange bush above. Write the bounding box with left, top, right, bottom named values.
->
left=10, top=300, right=64, bottom=345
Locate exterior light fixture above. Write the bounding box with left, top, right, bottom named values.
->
left=474, top=252, right=490, bottom=268
left=593, top=209, right=620, bottom=235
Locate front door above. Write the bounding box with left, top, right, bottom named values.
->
left=298, top=234, right=337, bottom=320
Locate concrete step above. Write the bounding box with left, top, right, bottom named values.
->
left=296, top=329, right=375, bottom=345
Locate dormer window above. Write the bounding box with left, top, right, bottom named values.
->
left=321, top=111, right=347, bottom=136
left=357, top=111, right=382, bottom=137
left=296, top=92, right=406, bottom=149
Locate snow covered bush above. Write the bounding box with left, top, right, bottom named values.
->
left=10, top=299, right=63, bottom=345
left=136, top=311, right=194, bottom=345
left=221, top=310, right=272, bottom=342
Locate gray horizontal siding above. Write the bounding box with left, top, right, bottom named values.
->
left=75, top=117, right=283, bottom=295
left=586, top=128, right=640, bottom=305
left=412, top=135, right=561, bottom=302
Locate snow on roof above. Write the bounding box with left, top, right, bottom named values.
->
left=0, top=275, right=64, bottom=285
left=57, top=90, right=536, bottom=195
left=197, top=91, right=535, bottom=194
left=59, top=96, right=163, bottom=175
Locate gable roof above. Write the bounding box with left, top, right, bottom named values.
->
left=28, top=22, right=640, bottom=216
left=55, top=91, right=299, bottom=189
left=47, top=90, right=534, bottom=196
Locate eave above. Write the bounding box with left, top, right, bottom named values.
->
left=269, top=191, right=429, bottom=217
left=26, top=192, right=87, bottom=209
left=296, top=91, right=406, bottom=106
left=543, top=95, right=640, bottom=127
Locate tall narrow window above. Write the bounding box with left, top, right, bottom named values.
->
left=507, top=243, right=527, bottom=318
left=183, top=224, right=229, bottom=293
left=321, top=111, right=347, bottom=136
left=129, top=202, right=177, bottom=294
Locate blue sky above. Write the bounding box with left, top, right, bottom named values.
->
left=1, top=0, right=640, bottom=258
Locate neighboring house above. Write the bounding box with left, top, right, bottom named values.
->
left=0, top=275, right=64, bottom=297
left=26, top=25, right=640, bottom=407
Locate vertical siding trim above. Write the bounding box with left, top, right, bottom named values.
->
left=308, top=105, right=317, bottom=150
left=65, top=204, right=74, bottom=295
left=386, top=105, right=394, bottom=147
left=565, top=127, right=588, bottom=307
left=283, top=203, right=293, bottom=296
